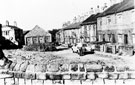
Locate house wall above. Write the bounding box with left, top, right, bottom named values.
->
left=2, top=27, right=15, bottom=42
left=39, top=36, right=45, bottom=43
left=45, top=34, right=52, bottom=43
left=26, top=37, right=33, bottom=45
left=62, top=28, right=80, bottom=45
left=26, top=35, right=51, bottom=45
left=80, top=24, right=97, bottom=43
left=97, top=9, right=134, bottom=45
left=2, top=26, right=24, bottom=47
left=14, top=29, right=24, bottom=46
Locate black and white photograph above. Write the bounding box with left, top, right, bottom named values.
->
left=0, top=0, right=135, bottom=85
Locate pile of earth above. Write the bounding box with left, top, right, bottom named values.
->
left=3, top=49, right=135, bottom=73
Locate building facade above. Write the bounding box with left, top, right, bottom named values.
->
left=2, top=21, right=23, bottom=47
left=97, top=0, right=134, bottom=54
left=80, top=13, right=100, bottom=43
left=56, top=22, right=81, bottom=45
left=25, top=25, right=51, bottom=45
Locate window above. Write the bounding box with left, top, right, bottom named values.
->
left=4, top=31, right=10, bottom=35
left=107, top=17, right=111, bottom=24
left=100, top=20, right=102, bottom=26
left=103, top=34, right=105, bottom=41
left=118, top=34, right=123, bottom=43
left=108, top=34, right=111, bottom=41
left=117, top=14, right=123, bottom=24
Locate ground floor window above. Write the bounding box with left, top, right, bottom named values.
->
left=132, top=34, right=135, bottom=44
left=33, top=37, right=38, bottom=44
left=118, top=34, right=123, bottom=43
left=103, top=34, right=105, bottom=42
left=118, top=34, right=129, bottom=44
left=111, top=34, right=116, bottom=43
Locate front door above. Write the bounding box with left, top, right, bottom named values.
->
left=124, top=34, right=128, bottom=44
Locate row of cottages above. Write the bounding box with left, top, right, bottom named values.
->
left=2, top=21, right=24, bottom=47
left=25, top=25, right=51, bottom=45
left=56, top=0, right=135, bottom=55
left=56, top=15, right=99, bottom=45
left=97, top=0, right=135, bottom=54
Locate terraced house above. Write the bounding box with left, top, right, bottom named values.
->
left=56, top=22, right=81, bottom=45
left=80, top=13, right=101, bottom=43
left=97, top=0, right=134, bottom=55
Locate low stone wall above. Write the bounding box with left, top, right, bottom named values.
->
left=0, top=61, right=135, bottom=85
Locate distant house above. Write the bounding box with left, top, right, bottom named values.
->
left=56, top=22, right=81, bottom=45
left=2, top=21, right=23, bottom=47
left=81, top=13, right=101, bottom=43
left=25, top=25, right=51, bottom=45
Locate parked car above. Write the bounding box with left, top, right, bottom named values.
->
left=71, top=43, right=94, bottom=56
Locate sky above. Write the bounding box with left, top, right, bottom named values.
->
left=0, top=0, right=110, bottom=31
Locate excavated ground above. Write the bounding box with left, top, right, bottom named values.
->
left=3, top=48, right=135, bottom=72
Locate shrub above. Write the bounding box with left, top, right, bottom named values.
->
left=24, top=43, right=56, bottom=52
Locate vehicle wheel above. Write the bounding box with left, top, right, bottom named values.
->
left=71, top=48, right=75, bottom=53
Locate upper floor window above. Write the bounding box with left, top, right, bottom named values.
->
left=107, top=17, right=111, bottom=25
left=116, top=14, right=123, bottom=24
left=100, top=20, right=102, bottom=26
left=3, top=31, right=10, bottom=35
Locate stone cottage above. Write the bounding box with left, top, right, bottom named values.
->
left=25, top=25, right=51, bottom=45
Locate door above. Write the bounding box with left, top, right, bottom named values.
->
left=124, top=34, right=128, bottom=44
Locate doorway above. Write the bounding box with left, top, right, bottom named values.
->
left=124, top=34, right=128, bottom=44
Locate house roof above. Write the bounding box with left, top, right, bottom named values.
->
left=2, top=25, right=22, bottom=30
left=25, top=25, right=50, bottom=37
left=81, top=13, right=101, bottom=25
left=116, top=0, right=134, bottom=13
left=23, top=30, right=30, bottom=35
left=99, top=0, right=134, bottom=17
left=63, top=22, right=82, bottom=30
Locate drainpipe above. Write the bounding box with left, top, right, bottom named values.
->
left=133, top=0, right=135, bottom=54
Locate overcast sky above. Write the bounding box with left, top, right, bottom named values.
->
left=0, top=0, right=110, bottom=31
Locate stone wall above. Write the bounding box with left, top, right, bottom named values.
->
left=0, top=61, right=135, bottom=85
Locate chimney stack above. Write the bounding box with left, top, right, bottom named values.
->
left=102, top=3, right=108, bottom=11
left=6, top=20, right=9, bottom=26
left=14, top=21, right=17, bottom=27
left=95, top=5, right=100, bottom=14
left=90, top=7, right=94, bottom=15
